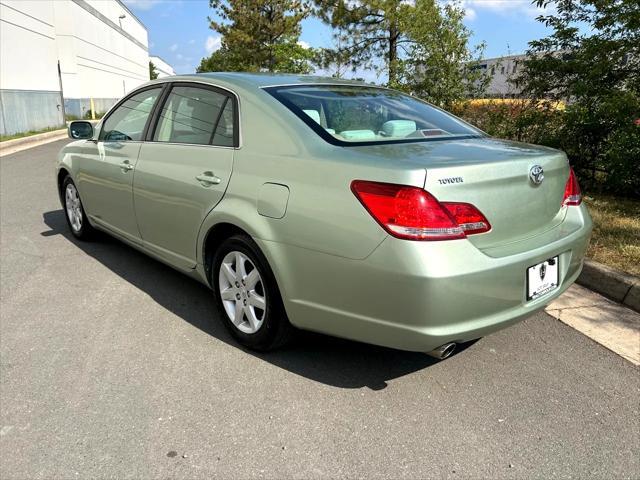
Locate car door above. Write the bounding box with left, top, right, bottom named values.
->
left=77, top=86, right=163, bottom=244
left=133, top=83, right=237, bottom=270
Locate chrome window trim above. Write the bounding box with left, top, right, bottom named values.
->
left=96, top=140, right=236, bottom=151
left=140, top=141, right=237, bottom=150
left=258, top=82, right=376, bottom=89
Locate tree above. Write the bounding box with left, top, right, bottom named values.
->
left=197, top=0, right=315, bottom=73
left=516, top=0, right=640, bottom=196
left=315, top=0, right=409, bottom=84
left=197, top=43, right=316, bottom=74
left=517, top=0, right=638, bottom=101
left=314, top=0, right=486, bottom=106
left=197, top=47, right=250, bottom=73
left=149, top=61, right=159, bottom=80
left=395, top=0, right=488, bottom=107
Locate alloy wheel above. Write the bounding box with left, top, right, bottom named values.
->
left=65, top=183, right=83, bottom=232
left=218, top=251, right=267, bottom=334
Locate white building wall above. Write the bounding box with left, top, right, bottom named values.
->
left=0, top=1, right=59, bottom=91
left=150, top=56, right=176, bottom=78
left=54, top=0, right=150, bottom=117
left=0, top=1, right=64, bottom=134
left=0, top=0, right=150, bottom=133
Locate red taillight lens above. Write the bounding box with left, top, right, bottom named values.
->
left=441, top=202, right=492, bottom=235
left=351, top=180, right=490, bottom=241
left=562, top=167, right=582, bottom=206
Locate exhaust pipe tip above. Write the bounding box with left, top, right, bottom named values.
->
left=426, top=342, right=457, bottom=360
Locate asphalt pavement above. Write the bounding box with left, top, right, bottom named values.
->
left=1, top=139, right=638, bottom=479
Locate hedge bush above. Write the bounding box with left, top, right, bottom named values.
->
left=453, top=95, right=640, bottom=198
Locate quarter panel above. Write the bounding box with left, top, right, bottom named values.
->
left=221, top=149, right=425, bottom=260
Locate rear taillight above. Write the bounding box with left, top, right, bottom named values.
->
left=351, top=180, right=490, bottom=241
left=441, top=202, right=492, bottom=235
left=562, top=167, right=582, bottom=206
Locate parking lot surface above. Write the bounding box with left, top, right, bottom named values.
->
left=1, top=140, right=638, bottom=479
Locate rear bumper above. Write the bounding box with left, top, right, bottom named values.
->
left=259, top=204, right=592, bottom=352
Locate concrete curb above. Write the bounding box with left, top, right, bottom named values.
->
left=1, top=121, right=100, bottom=156
left=0, top=128, right=67, bottom=150
left=577, top=259, right=640, bottom=313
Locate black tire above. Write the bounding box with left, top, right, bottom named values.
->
left=61, top=175, right=96, bottom=240
left=211, top=234, right=293, bottom=351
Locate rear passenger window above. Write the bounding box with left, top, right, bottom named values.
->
left=153, top=86, right=235, bottom=146
left=211, top=100, right=234, bottom=147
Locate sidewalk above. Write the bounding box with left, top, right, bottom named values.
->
left=546, top=284, right=640, bottom=365
left=0, top=128, right=67, bottom=157
left=577, top=259, right=639, bottom=312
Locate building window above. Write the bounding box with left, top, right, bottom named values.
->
left=501, top=66, right=505, bottom=75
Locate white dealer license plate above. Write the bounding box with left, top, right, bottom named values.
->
left=526, top=257, right=559, bottom=301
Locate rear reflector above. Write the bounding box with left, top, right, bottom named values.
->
left=351, top=180, right=490, bottom=241
left=562, top=167, right=582, bottom=206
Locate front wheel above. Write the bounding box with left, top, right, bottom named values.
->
left=211, top=234, right=293, bottom=351
left=62, top=176, right=95, bottom=240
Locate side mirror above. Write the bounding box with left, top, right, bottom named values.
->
left=68, top=121, right=94, bottom=140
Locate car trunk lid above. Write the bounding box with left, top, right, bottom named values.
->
left=349, top=137, right=570, bottom=249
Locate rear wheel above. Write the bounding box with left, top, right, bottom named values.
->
left=211, top=234, right=293, bottom=351
left=62, top=176, right=95, bottom=240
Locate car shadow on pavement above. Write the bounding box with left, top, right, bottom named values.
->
left=42, top=209, right=474, bottom=390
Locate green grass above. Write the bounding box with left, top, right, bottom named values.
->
left=0, top=125, right=65, bottom=143
left=583, top=195, right=640, bottom=276
left=65, top=112, right=106, bottom=122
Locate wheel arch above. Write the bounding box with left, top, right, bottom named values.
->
left=202, top=222, right=250, bottom=286
left=200, top=218, right=295, bottom=341
left=57, top=167, right=72, bottom=204
left=196, top=198, right=290, bottom=306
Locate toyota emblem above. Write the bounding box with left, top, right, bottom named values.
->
left=529, top=165, right=544, bottom=185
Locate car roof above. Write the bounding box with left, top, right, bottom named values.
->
left=165, top=72, right=368, bottom=89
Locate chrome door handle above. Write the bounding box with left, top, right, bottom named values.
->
left=119, top=161, right=134, bottom=172
left=196, top=172, right=221, bottom=185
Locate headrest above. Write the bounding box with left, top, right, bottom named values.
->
left=381, top=120, right=417, bottom=138
left=339, top=130, right=376, bottom=141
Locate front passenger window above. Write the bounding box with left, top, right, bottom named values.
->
left=100, top=88, right=161, bottom=142
left=153, top=86, right=235, bottom=146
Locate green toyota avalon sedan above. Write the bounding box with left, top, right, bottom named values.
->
left=57, top=73, right=592, bottom=358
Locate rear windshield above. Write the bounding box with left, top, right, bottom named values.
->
left=265, top=85, right=483, bottom=146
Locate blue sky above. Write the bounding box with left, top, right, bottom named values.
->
left=123, top=0, right=555, bottom=77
